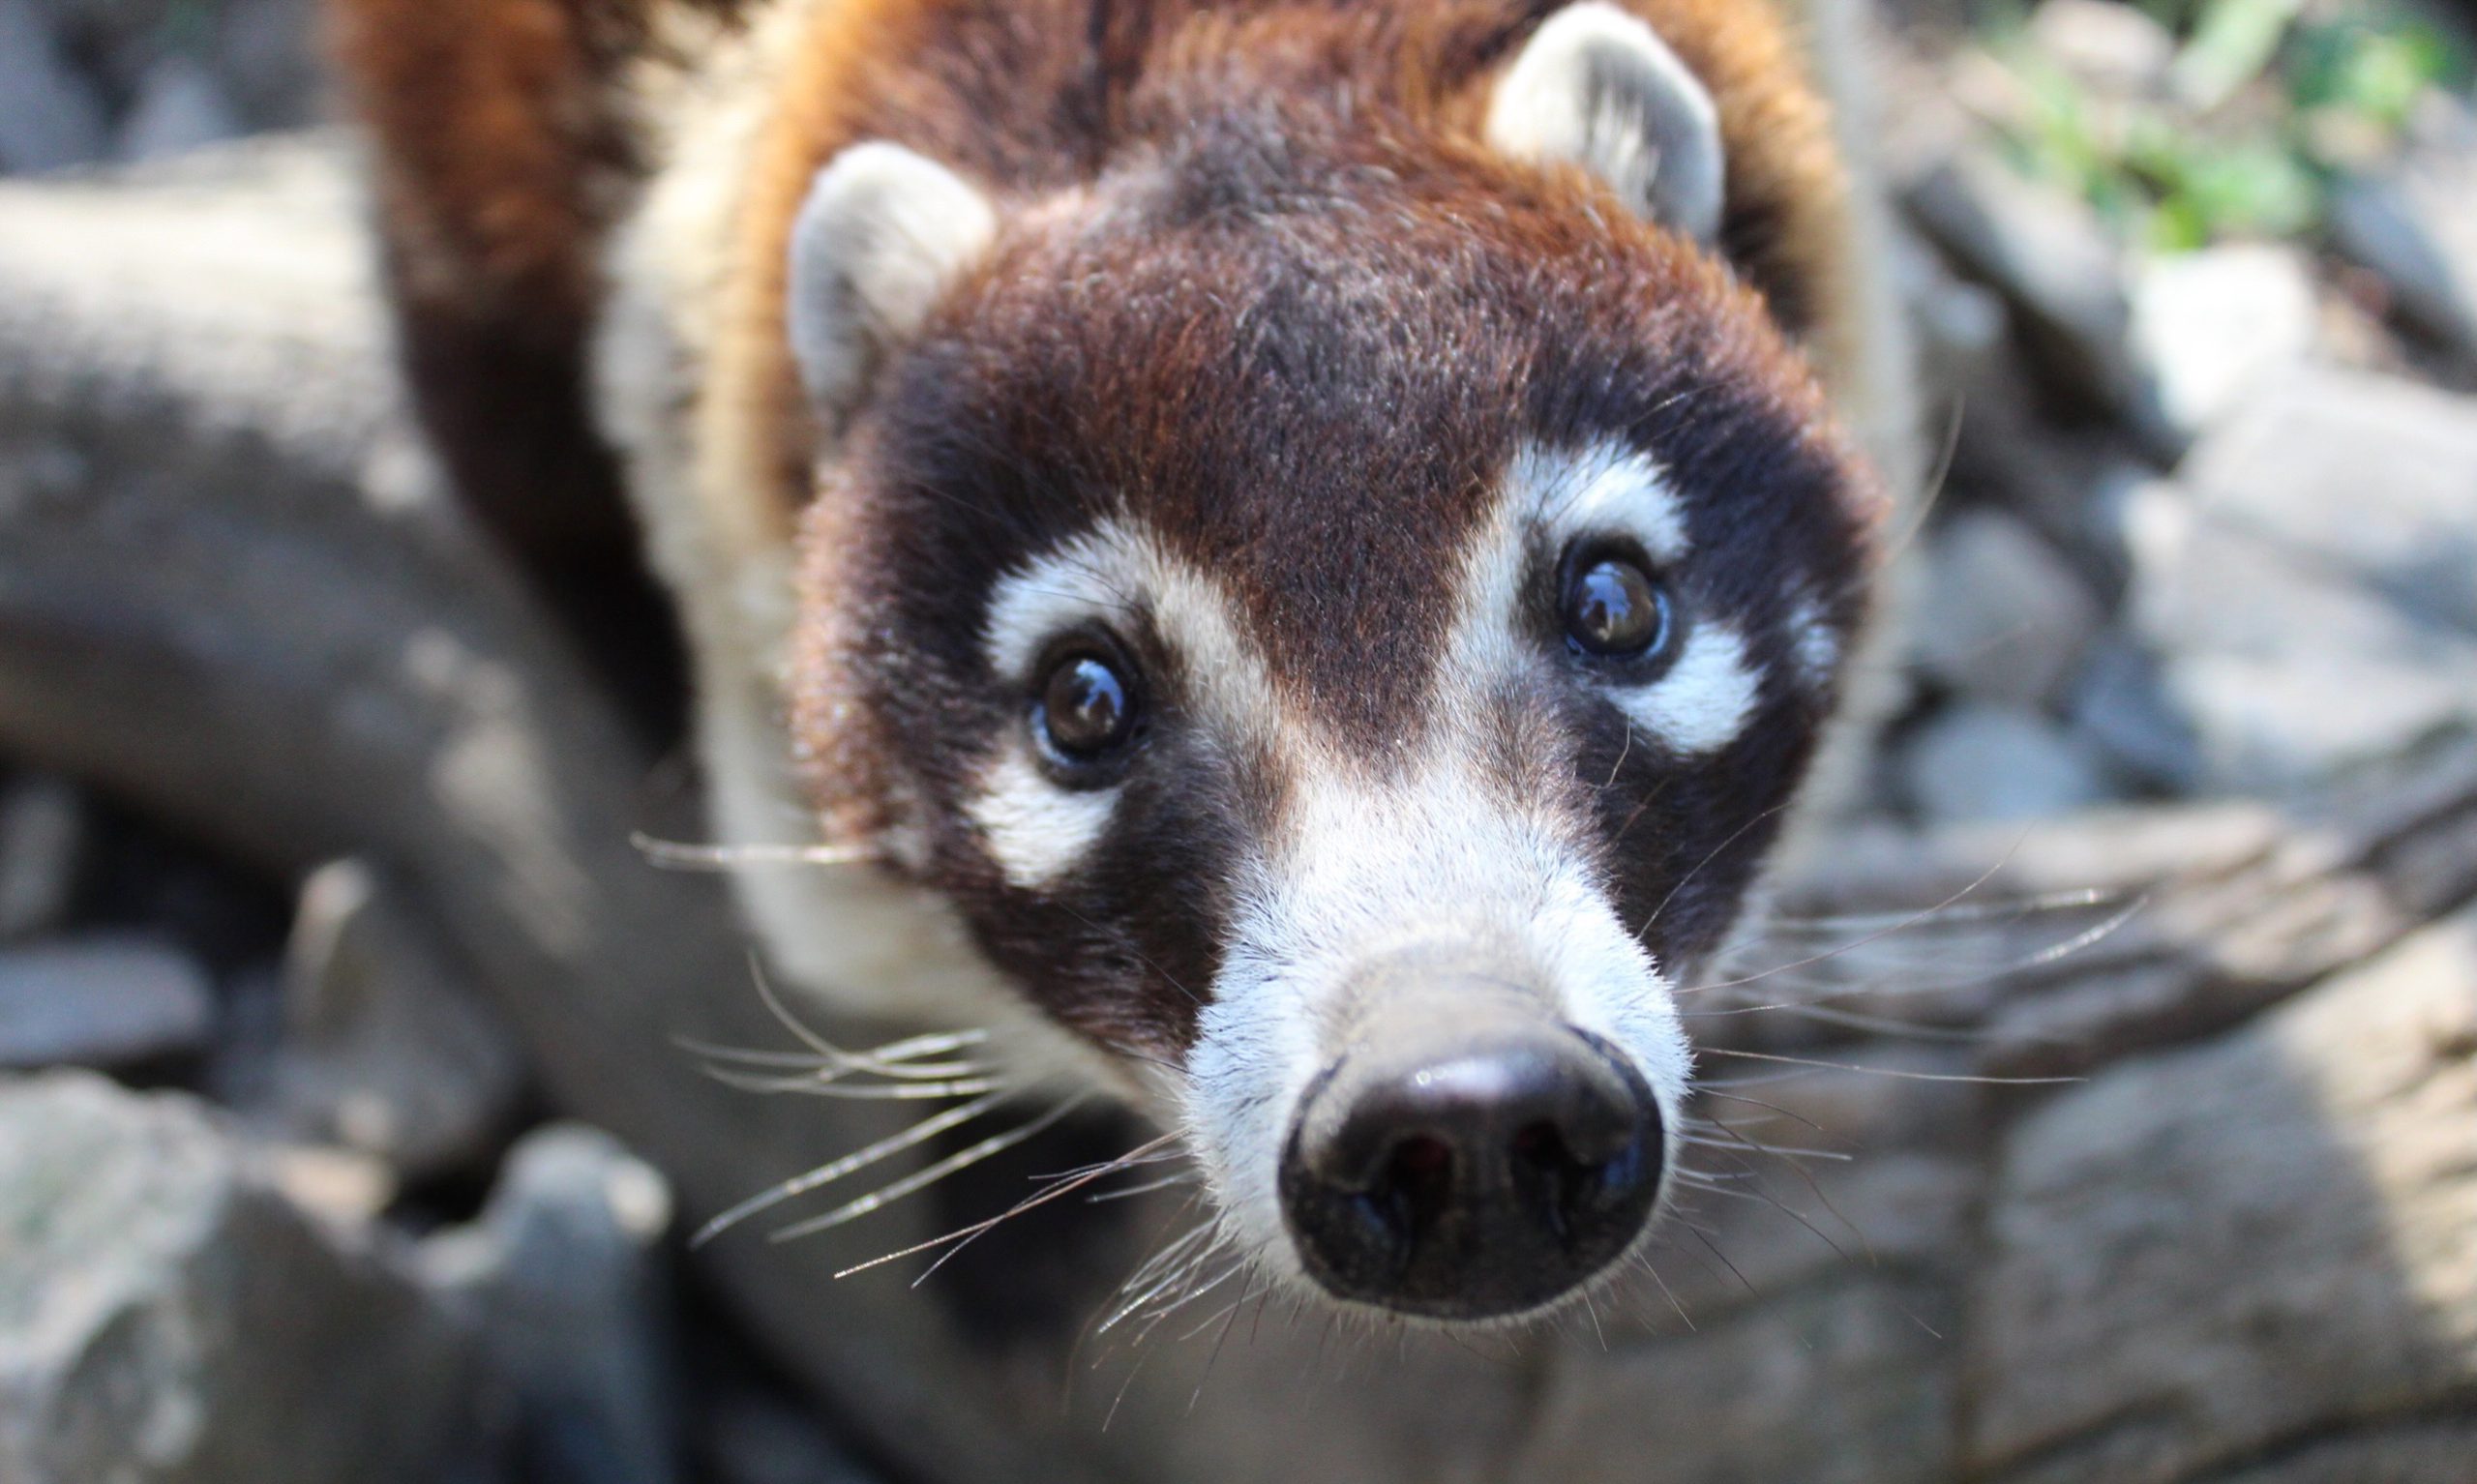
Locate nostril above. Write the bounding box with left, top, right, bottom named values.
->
left=1509, top=1118, right=1597, bottom=1246
left=1510, top=1119, right=1568, bottom=1171
left=1373, top=1132, right=1456, bottom=1241
left=1387, top=1133, right=1453, bottom=1191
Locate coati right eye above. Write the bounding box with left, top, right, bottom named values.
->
left=1035, top=651, right=1137, bottom=763
left=1561, top=548, right=1672, bottom=660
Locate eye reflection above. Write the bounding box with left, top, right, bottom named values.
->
left=1037, top=652, right=1135, bottom=759
left=1563, top=551, right=1670, bottom=659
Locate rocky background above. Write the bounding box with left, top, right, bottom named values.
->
left=0, top=1, right=2473, bottom=1482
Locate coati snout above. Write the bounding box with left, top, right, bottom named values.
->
left=1279, top=952, right=1664, bottom=1318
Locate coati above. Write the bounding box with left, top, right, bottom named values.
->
left=331, top=0, right=1915, bottom=1322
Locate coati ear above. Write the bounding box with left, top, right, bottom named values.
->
left=1483, top=2, right=1726, bottom=245
left=788, top=142, right=998, bottom=414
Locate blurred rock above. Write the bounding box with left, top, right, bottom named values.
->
left=2126, top=477, right=2477, bottom=793
left=2180, top=368, right=2477, bottom=637
left=1899, top=703, right=2115, bottom=822
left=1516, top=1279, right=1955, bottom=1484
left=2027, top=0, right=2174, bottom=96
left=0, top=0, right=108, bottom=174
left=2333, top=96, right=2477, bottom=363
left=425, top=1124, right=680, bottom=1484
left=705, top=1395, right=883, bottom=1484
left=118, top=56, right=245, bottom=163
left=2068, top=636, right=2201, bottom=790
left=211, top=0, right=321, bottom=131
left=0, top=1071, right=480, bottom=1484
left=1910, top=151, right=2137, bottom=424
left=0, top=771, right=83, bottom=939
left=1898, top=228, right=2008, bottom=401
left=1912, top=508, right=2105, bottom=708
left=268, top=859, right=525, bottom=1180
left=0, top=935, right=211, bottom=1069
left=1966, top=905, right=2477, bottom=1482
left=2211, top=1425, right=2477, bottom=1484
left=2126, top=244, right=2316, bottom=441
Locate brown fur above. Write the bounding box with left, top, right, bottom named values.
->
left=714, top=1, right=1853, bottom=534
left=331, top=0, right=1857, bottom=550
left=326, top=0, right=734, bottom=720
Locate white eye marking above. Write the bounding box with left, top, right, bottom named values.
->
left=982, top=536, right=1136, bottom=681
left=1502, top=440, right=1764, bottom=754
left=1613, top=619, right=1761, bottom=754
left=967, top=744, right=1118, bottom=889
left=975, top=518, right=1283, bottom=890
left=1511, top=438, right=1689, bottom=563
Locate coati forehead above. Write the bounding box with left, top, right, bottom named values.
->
left=831, top=137, right=1862, bottom=737
left=761, top=0, right=1849, bottom=343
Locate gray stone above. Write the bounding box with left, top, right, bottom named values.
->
left=2332, top=97, right=2477, bottom=362
left=1910, top=151, right=2139, bottom=424
left=2067, top=636, right=2201, bottom=790
left=0, top=772, right=82, bottom=940
left=0, top=0, right=108, bottom=174
left=1897, top=229, right=2008, bottom=402
left=268, top=859, right=526, bottom=1179
left=1898, top=703, right=2115, bottom=822
left=2027, top=0, right=2175, bottom=95
left=2209, top=1424, right=2477, bottom=1484
left=1911, top=151, right=2312, bottom=453
left=1911, top=509, right=2105, bottom=708
left=424, top=1123, right=680, bottom=1484
left=116, top=56, right=245, bottom=164
left=0, top=935, right=211, bottom=1069
left=0, top=1071, right=479, bottom=1484
left=1514, top=1278, right=1956, bottom=1484
left=2180, top=368, right=2477, bottom=637
left=2125, top=480, right=2477, bottom=792
left=209, top=0, right=321, bottom=132
left=1966, top=905, right=2477, bottom=1483
left=2125, top=244, right=2317, bottom=440
left=705, top=1396, right=883, bottom=1484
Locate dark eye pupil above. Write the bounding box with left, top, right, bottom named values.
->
left=1565, top=555, right=1666, bottom=657
left=1041, top=655, right=1132, bottom=757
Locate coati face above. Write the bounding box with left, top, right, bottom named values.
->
left=784, top=4, right=1881, bottom=1321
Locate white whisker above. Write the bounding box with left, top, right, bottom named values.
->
left=691, top=1087, right=1014, bottom=1247
left=631, top=830, right=880, bottom=871
left=699, top=1064, right=1005, bottom=1099
left=779, top=1094, right=1091, bottom=1245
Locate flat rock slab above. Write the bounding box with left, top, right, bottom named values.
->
left=2181, top=368, right=2477, bottom=638
left=2127, top=478, right=2477, bottom=793
left=0, top=1071, right=478, bottom=1484
left=1966, top=905, right=2477, bottom=1484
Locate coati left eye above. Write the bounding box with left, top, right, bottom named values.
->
left=1561, top=548, right=1672, bottom=660
left=1035, top=651, right=1137, bottom=762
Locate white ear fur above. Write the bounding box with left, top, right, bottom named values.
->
left=1483, top=2, right=1726, bottom=245
left=787, top=141, right=998, bottom=413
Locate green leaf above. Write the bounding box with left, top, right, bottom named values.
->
left=2172, top=0, right=2307, bottom=110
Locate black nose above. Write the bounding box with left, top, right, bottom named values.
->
left=1278, top=1020, right=1662, bottom=1319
